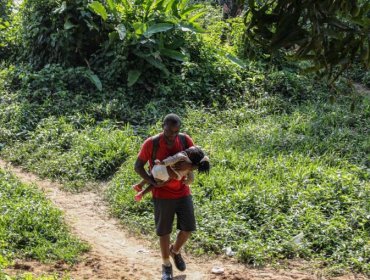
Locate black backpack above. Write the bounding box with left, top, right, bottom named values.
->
left=151, top=133, right=189, bottom=166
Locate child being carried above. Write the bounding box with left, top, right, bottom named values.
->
left=132, top=146, right=210, bottom=201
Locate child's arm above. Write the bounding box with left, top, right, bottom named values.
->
left=162, top=152, right=188, bottom=166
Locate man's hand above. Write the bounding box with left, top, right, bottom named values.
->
left=172, top=161, right=193, bottom=171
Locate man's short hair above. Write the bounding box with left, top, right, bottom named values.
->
left=163, top=113, right=181, bottom=127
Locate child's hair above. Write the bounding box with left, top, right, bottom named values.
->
left=185, top=146, right=210, bottom=174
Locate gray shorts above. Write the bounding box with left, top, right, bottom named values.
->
left=153, top=195, right=196, bottom=236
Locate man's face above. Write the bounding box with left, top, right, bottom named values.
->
left=163, top=123, right=180, bottom=142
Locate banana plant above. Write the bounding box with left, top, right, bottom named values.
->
left=89, top=0, right=206, bottom=86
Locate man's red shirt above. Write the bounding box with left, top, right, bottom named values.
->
left=137, top=133, right=194, bottom=199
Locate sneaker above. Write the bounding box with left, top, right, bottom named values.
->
left=170, top=245, right=186, bottom=271
left=161, top=264, right=173, bottom=280
left=132, top=184, right=142, bottom=192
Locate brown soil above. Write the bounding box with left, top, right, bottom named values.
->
left=0, top=160, right=367, bottom=280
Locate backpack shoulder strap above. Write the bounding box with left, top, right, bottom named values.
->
left=178, top=133, right=189, bottom=150
left=151, top=134, right=161, bottom=166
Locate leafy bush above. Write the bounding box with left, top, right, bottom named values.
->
left=0, top=168, right=89, bottom=263
left=0, top=0, right=19, bottom=61
left=19, top=0, right=109, bottom=68
left=2, top=116, right=139, bottom=190
left=89, top=0, right=206, bottom=85
left=264, top=70, right=322, bottom=104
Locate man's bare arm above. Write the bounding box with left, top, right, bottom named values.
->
left=134, top=158, right=157, bottom=186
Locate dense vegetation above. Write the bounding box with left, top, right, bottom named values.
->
left=246, top=0, right=370, bottom=77
left=0, top=168, right=89, bottom=279
left=0, top=0, right=369, bottom=277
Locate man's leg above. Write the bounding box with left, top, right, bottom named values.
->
left=172, top=231, right=192, bottom=253
left=170, top=196, right=196, bottom=271
left=160, top=234, right=171, bottom=264
left=154, top=198, right=176, bottom=279
left=175, top=196, right=196, bottom=250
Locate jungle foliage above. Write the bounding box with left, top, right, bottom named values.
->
left=246, top=0, right=370, bottom=80
left=0, top=0, right=369, bottom=277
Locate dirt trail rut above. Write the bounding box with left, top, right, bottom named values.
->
left=1, top=160, right=367, bottom=280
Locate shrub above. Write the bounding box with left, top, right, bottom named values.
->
left=19, top=0, right=109, bottom=68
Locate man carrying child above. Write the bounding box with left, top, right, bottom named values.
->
left=134, top=113, right=196, bottom=280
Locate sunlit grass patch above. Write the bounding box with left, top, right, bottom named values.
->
left=107, top=99, right=370, bottom=274
left=2, top=117, right=139, bottom=190
left=0, top=168, right=89, bottom=265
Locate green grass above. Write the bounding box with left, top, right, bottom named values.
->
left=1, top=117, right=139, bottom=190
left=107, top=96, right=370, bottom=274
left=1, top=62, right=369, bottom=274
left=0, top=168, right=89, bottom=277
left=1, top=273, right=72, bottom=280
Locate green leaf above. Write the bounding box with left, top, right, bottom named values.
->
left=53, top=1, right=67, bottom=14
left=160, top=48, right=188, bottom=62
left=225, top=53, right=246, bottom=68
left=144, top=0, right=155, bottom=20
left=188, top=11, right=205, bottom=23
left=127, top=70, right=142, bottom=87
left=120, top=0, right=131, bottom=9
left=133, top=22, right=147, bottom=35
left=176, top=23, right=204, bottom=33
left=64, top=19, right=76, bottom=30
left=86, top=71, right=103, bottom=91
left=145, top=56, right=169, bottom=75
left=171, top=0, right=180, bottom=18
left=165, top=0, right=176, bottom=13
left=115, top=24, right=127, bottom=40
left=107, top=0, right=115, bottom=11
left=88, top=1, right=108, bottom=21
left=144, top=23, right=174, bottom=37
left=151, top=0, right=165, bottom=12
left=108, top=31, right=119, bottom=44
left=180, top=5, right=203, bottom=17
left=178, top=0, right=189, bottom=11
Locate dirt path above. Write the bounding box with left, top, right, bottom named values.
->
left=0, top=160, right=367, bottom=280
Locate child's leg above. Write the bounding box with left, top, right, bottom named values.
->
left=132, top=179, right=146, bottom=192
left=135, top=185, right=154, bottom=201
